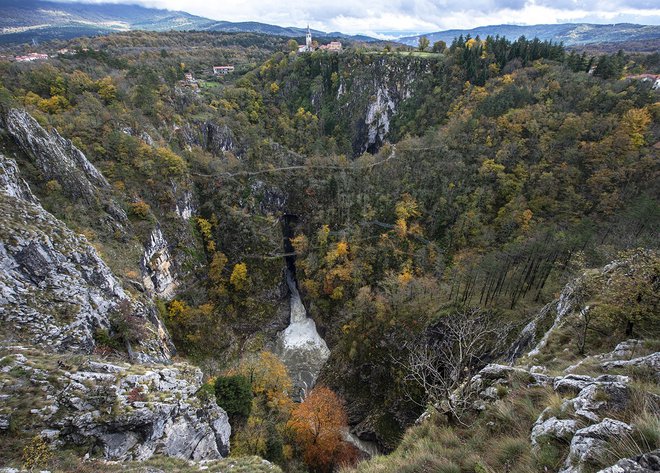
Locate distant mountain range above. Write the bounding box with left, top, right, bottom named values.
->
left=0, top=0, right=375, bottom=44
left=1, top=0, right=659, bottom=48
left=397, top=23, right=660, bottom=47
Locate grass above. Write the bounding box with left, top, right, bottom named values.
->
left=343, top=382, right=565, bottom=473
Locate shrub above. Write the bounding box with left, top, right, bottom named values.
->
left=45, top=179, right=62, bottom=194
left=127, top=387, right=146, bottom=403
left=130, top=200, right=151, bottom=219
left=214, top=375, right=253, bottom=420
left=197, top=381, right=216, bottom=403
left=22, top=435, right=52, bottom=470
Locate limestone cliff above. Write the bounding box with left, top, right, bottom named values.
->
left=0, top=153, right=172, bottom=362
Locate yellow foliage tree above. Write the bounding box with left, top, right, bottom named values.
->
left=230, top=262, right=249, bottom=291
left=96, top=76, right=117, bottom=103
left=620, top=107, right=651, bottom=149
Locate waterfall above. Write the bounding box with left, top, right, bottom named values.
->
left=275, top=215, right=330, bottom=399
left=276, top=267, right=330, bottom=399
left=286, top=269, right=308, bottom=324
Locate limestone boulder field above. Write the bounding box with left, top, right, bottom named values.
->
left=0, top=347, right=231, bottom=461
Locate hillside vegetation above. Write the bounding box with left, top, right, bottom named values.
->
left=0, top=31, right=658, bottom=472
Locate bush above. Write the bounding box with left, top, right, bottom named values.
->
left=22, top=436, right=52, bottom=470
left=214, top=375, right=253, bottom=420
left=130, top=200, right=151, bottom=219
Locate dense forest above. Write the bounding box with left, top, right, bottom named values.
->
left=0, top=30, right=658, bottom=473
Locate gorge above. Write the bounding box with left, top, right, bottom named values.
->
left=0, top=28, right=658, bottom=473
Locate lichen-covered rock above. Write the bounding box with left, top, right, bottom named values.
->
left=0, top=154, right=38, bottom=204
left=0, top=347, right=230, bottom=461
left=597, top=449, right=660, bottom=472
left=560, top=418, right=633, bottom=473
left=531, top=417, right=580, bottom=446
left=0, top=155, right=172, bottom=362
left=141, top=226, right=177, bottom=299
left=554, top=374, right=599, bottom=394
left=602, top=352, right=660, bottom=377
left=570, top=381, right=630, bottom=423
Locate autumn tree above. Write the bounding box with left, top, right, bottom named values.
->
left=418, top=36, right=430, bottom=52
left=288, top=386, right=355, bottom=472
left=229, top=352, right=295, bottom=462
left=230, top=262, right=249, bottom=291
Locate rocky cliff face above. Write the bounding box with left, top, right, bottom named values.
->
left=3, top=108, right=128, bottom=233
left=178, top=120, right=238, bottom=156
left=0, top=346, right=230, bottom=461
left=333, top=56, right=434, bottom=154
left=5, top=109, right=110, bottom=203
left=141, top=226, right=177, bottom=299
left=0, top=153, right=172, bottom=363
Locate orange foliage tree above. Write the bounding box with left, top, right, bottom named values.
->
left=288, top=386, right=357, bottom=472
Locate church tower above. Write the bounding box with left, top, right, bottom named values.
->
left=306, top=25, right=312, bottom=50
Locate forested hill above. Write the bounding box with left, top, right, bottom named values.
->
left=0, top=31, right=658, bottom=472
left=0, top=0, right=375, bottom=45
left=398, top=23, right=660, bottom=47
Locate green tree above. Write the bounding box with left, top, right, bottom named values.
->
left=215, top=375, right=253, bottom=421
left=432, top=40, right=447, bottom=53
left=418, top=36, right=430, bottom=52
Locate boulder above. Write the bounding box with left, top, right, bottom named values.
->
left=554, top=374, right=597, bottom=394
left=560, top=418, right=633, bottom=473
left=531, top=417, right=580, bottom=446
left=597, top=449, right=660, bottom=472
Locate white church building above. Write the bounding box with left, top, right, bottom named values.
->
left=298, top=26, right=314, bottom=53
left=297, top=26, right=342, bottom=53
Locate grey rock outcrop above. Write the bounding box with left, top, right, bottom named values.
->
left=0, top=349, right=230, bottom=461
left=141, top=226, right=177, bottom=299
left=178, top=121, right=237, bottom=156
left=5, top=108, right=110, bottom=203
left=560, top=419, right=633, bottom=473
left=0, top=154, right=172, bottom=362
left=531, top=417, right=580, bottom=446
left=598, top=449, right=660, bottom=472
left=603, top=352, right=660, bottom=378
left=0, top=154, right=38, bottom=204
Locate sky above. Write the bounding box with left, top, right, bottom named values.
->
left=59, top=0, right=660, bottom=38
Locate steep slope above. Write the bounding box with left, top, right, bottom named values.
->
left=346, top=251, right=660, bottom=473
left=0, top=152, right=172, bottom=362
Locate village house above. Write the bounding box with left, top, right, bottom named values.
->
left=213, top=65, right=235, bottom=75
left=319, top=41, right=343, bottom=52
left=624, top=73, right=660, bottom=90
left=14, top=53, right=49, bottom=62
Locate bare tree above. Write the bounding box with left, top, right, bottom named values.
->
left=400, top=308, right=511, bottom=422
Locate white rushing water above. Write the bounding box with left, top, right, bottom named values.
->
left=276, top=269, right=330, bottom=398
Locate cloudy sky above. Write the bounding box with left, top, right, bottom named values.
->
left=64, top=0, right=660, bottom=37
